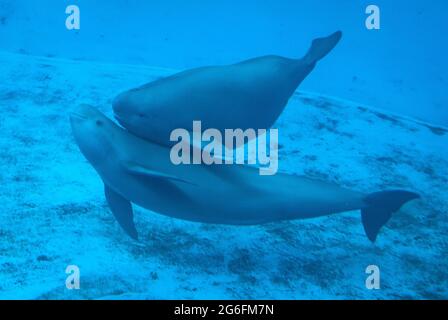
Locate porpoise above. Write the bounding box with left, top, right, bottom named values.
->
left=113, top=31, right=343, bottom=146
left=70, top=105, right=419, bottom=243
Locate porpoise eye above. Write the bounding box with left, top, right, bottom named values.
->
left=96, top=120, right=103, bottom=126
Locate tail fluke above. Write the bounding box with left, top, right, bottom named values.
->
left=303, top=31, right=343, bottom=65
left=361, top=190, right=420, bottom=243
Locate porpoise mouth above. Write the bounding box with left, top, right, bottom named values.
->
left=114, top=112, right=130, bottom=126
left=70, top=112, right=88, bottom=120
left=113, top=113, right=123, bottom=121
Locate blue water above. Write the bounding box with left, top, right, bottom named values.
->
left=0, top=0, right=447, bottom=299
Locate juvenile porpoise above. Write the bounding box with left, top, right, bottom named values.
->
left=71, top=105, right=419, bottom=242
left=113, top=31, right=342, bottom=146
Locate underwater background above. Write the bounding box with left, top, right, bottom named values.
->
left=0, top=0, right=447, bottom=299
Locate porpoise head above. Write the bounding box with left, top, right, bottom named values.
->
left=112, top=89, right=155, bottom=139
left=70, top=104, right=117, bottom=167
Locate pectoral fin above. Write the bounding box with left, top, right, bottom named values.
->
left=123, top=161, right=195, bottom=186
left=104, top=184, right=139, bottom=240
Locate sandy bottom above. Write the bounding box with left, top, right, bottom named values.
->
left=0, top=51, right=447, bottom=299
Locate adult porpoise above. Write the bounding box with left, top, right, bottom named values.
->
left=71, top=105, right=419, bottom=242
left=113, top=31, right=342, bottom=146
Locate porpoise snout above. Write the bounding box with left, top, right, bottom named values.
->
left=112, top=91, right=148, bottom=128
left=112, top=89, right=148, bottom=117
left=70, top=104, right=105, bottom=123
left=70, top=104, right=92, bottom=122
left=112, top=91, right=131, bottom=116
left=70, top=112, right=87, bottom=121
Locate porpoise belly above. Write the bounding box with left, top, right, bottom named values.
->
left=128, top=179, right=275, bottom=225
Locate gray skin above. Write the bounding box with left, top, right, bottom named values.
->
left=113, top=31, right=343, bottom=146
left=71, top=105, right=419, bottom=242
